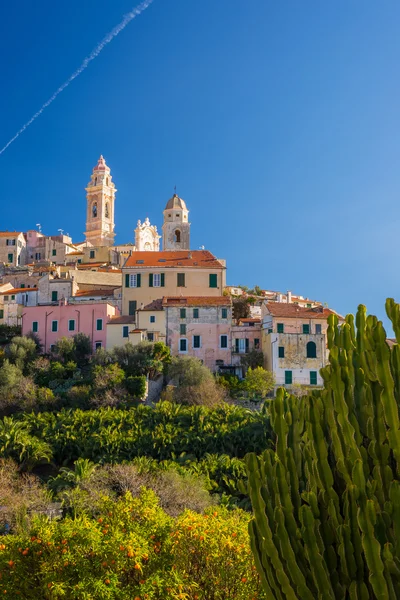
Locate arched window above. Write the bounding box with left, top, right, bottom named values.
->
left=105, top=203, right=109, bottom=218
left=106, top=177, right=109, bottom=186
left=306, top=341, right=316, bottom=358
left=94, top=177, right=97, bottom=186
left=174, top=229, right=181, bottom=243
left=92, top=202, right=97, bottom=218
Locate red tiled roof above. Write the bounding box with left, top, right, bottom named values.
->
left=142, top=298, right=163, bottom=311
left=0, top=287, right=38, bottom=295
left=108, top=316, right=136, bottom=325
left=67, top=251, right=84, bottom=256
left=74, top=289, right=117, bottom=297
left=238, top=318, right=261, bottom=323
left=124, top=250, right=225, bottom=269
left=265, top=302, right=342, bottom=320
left=131, top=328, right=146, bottom=333
left=0, top=232, right=23, bottom=237
left=162, top=296, right=231, bottom=307
left=98, top=268, right=122, bottom=273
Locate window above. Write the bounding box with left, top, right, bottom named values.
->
left=310, top=371, right=317, bottom=385
left=193, top=335, right=201, bottom=349
left=127, top=274, right=141, bottom=288
left=277, top=323, right=284, bottom=333
left=147, top=333, right=154, bottom=342
left=90, top=250, right=95, bottom=259
left=254, top=338, right=260, bottom=349
left=179, top=339, right=188, bottom=353
left=50, top=345, right=55, bottom=352
left=3, top=296, right=8, bottom=301
left=51, top=291, right=58, bottom=302
left=315, top=324, right=322, bottom=334
left=92, top=203, right=97, bottom=218
left=35, top=252, right=41, bottom=261
left=0, top=310, right=3, bottom=319
left=32, top=321, right=38, bottom=333
left=150, top=315, right=156, bottom=323
left=7, top=254, right=13, bottom=263
left=96, top=319, right=103, bottom=331
left=302, top=324, right=310, bottom=334
left=153, top=273, right=160, bottom=287
left=268, top=328, right=273, bottom=334
left=180, top=308, right=186, bottom=319
left=78, top=259, right=82, bottom=264
left=221, top=308, right=228, bottom=319
left=68, top=319, right=75, bottom=332
left=51, top=320, right=58, bottom=332
left=20, top=284, right=25, bottom=288
left=123, top=325, right=129, bottom=338
left=220, top=335, right=228, bottom=349
left=306, top=341, right=317, bottom=358
left=307, top=303, right=312, bottom=308
left=278, top=346, right=285, bottom=358
left=6, top=239, right=15, bottom=246
left=52, top=249, right=57, bottom=256
left=11, top=295, right=15, bottom=301
left=128, top=300, right=137, bottom=316
left=285, top=371, right=292, bottom=385
left=209, top=274, right=218, bottom=288
left=174, top=230, right=181, bottom=243
left=177, top=273, right=185, bottom=287
left=235, top=338, right=249, bottom=353
left=95, top=342, right=102, bottom=350
left=193, top=308, right=199, bottom=319
left=105, top=202, right=109, bottom=218
left=180, top=324, right=187, bottom=335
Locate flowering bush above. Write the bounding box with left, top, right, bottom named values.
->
left=0, top=490, right=264, bottom=599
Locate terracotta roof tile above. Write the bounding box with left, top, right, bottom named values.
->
left=74, top=289, right=117, bottom=297
left=142, top=298, right=163, bottom=311
left=77, top=262, right=108, bottom=269
left=0, top=232, right=23, bottom=237
left=238, top=317, right=261, bottom=323
left=108, top=316, right=136, bottom=325
left=0, top=287, right=38, bottom=295
left=124, top=250, right=225, bottom=269
left=162, top=296, right=231, bottom=307
left=265, top=302, right=342, bottom=320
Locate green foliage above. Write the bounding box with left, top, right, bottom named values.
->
left=242, top=367, right=275, bottom=399
left=240, top=349, right=264, bottom=371
left=0, top=324, right=21, bottom=345
left=54, top=336, right=76, bottom=363
left=6, top=336, right=38, bottom=372
left=168, top=356, right=213, bottom=387
left=125, top=375, right=147, bottom=399
left=0, top=417, right=53, bottom=471
left=232, top=297, right=251, bottom=321
left=72, top=332, right=92, bottom=366
left=247, top=300, right=400, bottom=599
left=0, top=491, right=264, bottom=599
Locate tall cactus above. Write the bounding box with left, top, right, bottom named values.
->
left=247, top=301, right=400, bottom=599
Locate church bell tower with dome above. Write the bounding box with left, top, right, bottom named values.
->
left=162, top=193, right=190, bottom=251
left=84, top=155, right=116, bottom=247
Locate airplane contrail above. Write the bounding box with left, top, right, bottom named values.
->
left=0, top=0, right=154, bottom=156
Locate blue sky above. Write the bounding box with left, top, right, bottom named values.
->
left=0, top=1, right=399, bottom=331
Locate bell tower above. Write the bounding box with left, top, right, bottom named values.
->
left=84, top=155, right=116, bottom=247
left=162, top=193, right=190, bottom=250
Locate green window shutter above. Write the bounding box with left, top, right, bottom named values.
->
left=20, top=284, right=25, bottom=289
left=149, top=273, right=153, bottom=287
left=137, top=274, right=141, bottom=288
left=277, top=323, right=284, bottom=333
left=285, top=371, right=292, bottom=385
left=209, top=274, right=218, bottom=288
left=161, top=273, right=165, bottom=287
left=221, top=335, right=228, bottom=349
left=303, top=324, right=310, bottom=334
left=193, top=308, right=199, bottom=319
left=310, top=371, right=317, bottom=385
left=125, top=274, right=130, bottom=288
left=128, top=300, right=137, bottom=316
left=52, top=321, right=58, bottom=332
left=278, top=346, right=285, bottom=358
left=52, top=249, right=56, bottom=256
left=123, top=326, right=129, bottom=338
left=0, top=310, right=3, bottom=319
left=177, top=273, right=185, bottom=287
left=221, top=308, right=228, bottom=319
left=180, top=324, right=186, bottom=335
left=51, top=291, right=58, bottom=302
left=193, top=335, right=201, bottom=348
left=32, top=321, right=38, bottom=332
left=245, top=338, right=249, bottom=352
left=235, top=339, right=239, bottom=353
left=180, top=308, right=186, bottom=319
left=96, top=319, right=103, bottom=331
left=8, top=254, right=13, bottom=263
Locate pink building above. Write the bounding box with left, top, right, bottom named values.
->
left=22, top=301, right=119, bottom=353
left=163, top=296, right=232, bottom=371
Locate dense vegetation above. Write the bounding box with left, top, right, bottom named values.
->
left=246, top=301, right=400, bottom=599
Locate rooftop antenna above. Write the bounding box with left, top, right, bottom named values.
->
left=36, top=223, right=42, bottom=233
left=58, top=228, right=64, bottom=236
left=199, top=245, right=205, bottom=250
left=174, top=185, right=177, bottom=195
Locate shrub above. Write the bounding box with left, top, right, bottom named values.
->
left=242, top=366, right=275, bottom=399
left=168, top=356, right=213, bottom=388
left=173, top=379, right=227, bottom=407
left=125, top=375, right=147, bottom=399
left=6, top=336, right=38, bottom=372
left=240, top=349, right=264, bottom=371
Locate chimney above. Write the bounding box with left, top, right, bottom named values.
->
left=188, top=251, right=192, bottom=259
left=277, top=293, right=283, bottom=303
left=287, top=290, right=292, bottom=304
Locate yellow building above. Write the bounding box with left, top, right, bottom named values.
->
left=121, top=250, right=226, bottom=316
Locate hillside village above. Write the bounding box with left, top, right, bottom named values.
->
left=0, top=155, right=343, bottom=388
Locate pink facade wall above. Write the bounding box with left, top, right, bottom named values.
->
left=168, top=322, right=232, bottom=370
left=22, top=302, right=119, bottom=353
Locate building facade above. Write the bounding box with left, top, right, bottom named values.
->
left=84, top=156, right=116, bottom=247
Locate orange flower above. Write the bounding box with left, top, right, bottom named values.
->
left=105, top=579, right=111, bottom=585
left=47, top=583, right=52, bottom=589
left=30, top=537, right=36, bottom=542
left=102, top=562, right=108, bottom=567
left=98, top=518, right=103, bottom=523
left=22, top=550, right=29, bottom=556
left=0, top=545, right=5, bottom=551
left=119, top=545, right=125, bottom=551
left=134, top=563, right=141, bottom=570
left=7, top=561, right=14, bottom=568
left=241, top=577, right=247, bottom=583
